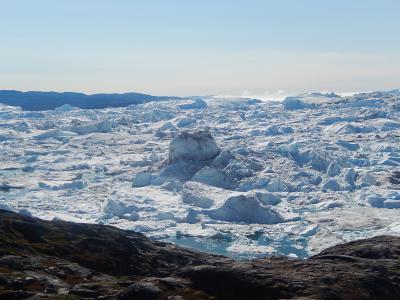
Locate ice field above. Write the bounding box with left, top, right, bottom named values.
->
left=1, top=90, right=400, bottom=258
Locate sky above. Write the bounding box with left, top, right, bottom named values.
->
left=1, top=0, right=399, bottom=98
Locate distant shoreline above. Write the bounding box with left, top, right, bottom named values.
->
left=0, top=90, right=182, bottom=111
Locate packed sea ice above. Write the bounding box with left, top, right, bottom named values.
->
left=1, top=90, right=400, bottom=258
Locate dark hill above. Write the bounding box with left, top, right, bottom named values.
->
left=0, top=90, right=182, bottom=111
left=0, top=209, right=400, bottom=299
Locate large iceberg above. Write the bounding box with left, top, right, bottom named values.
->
left=168, top=131, right=220, bottom=163
left=203, top=195, right=296, bottom=224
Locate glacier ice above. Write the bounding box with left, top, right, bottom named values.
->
left=168, top=131, right=220, bottom=164
left=322, top=179, right=341, bottom=192
left=1, top=90, right=400, bottom=258
left=282, top=97, right=312, bottom=110
left=202, top=195, right=293, bottom=224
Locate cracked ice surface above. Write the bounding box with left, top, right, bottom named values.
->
left=1, top=90, right=400, bottom=258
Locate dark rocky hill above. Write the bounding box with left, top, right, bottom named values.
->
left=0, top=209, right=399, bottom=299
left=0, top=90, right=181, bottom=111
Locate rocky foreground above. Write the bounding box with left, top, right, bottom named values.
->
left=0, top=210, right=400, bottom=300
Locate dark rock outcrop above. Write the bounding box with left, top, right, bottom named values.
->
left=0, top=209, right=400, bottom=299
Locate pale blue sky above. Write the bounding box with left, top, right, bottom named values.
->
left=1, top=0, right=399, bottom=97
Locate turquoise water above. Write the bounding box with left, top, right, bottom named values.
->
left=166, top=236, right=232, bottom=257
left=165, top=235, right=310, bottom=259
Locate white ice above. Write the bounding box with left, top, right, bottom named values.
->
left=1, top=90, right=400, bottom=258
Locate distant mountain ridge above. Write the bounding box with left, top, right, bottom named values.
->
left=0, top=90, right=182, bottom=111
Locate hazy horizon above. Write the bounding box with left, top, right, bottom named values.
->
left=1, top=0, right=399, bottom=96
left=0, top=88, right=380, bottom=102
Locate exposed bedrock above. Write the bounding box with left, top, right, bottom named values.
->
left=1, top=210, right=400, bottom=299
